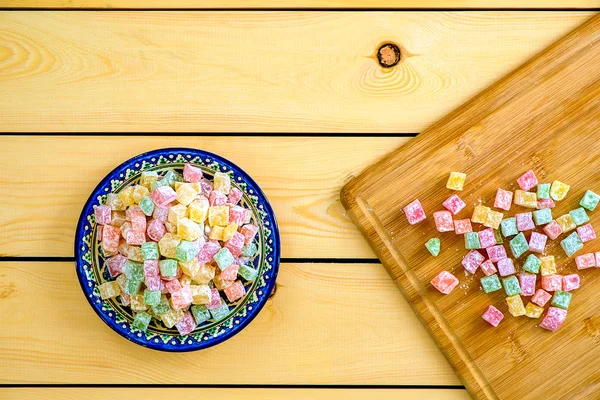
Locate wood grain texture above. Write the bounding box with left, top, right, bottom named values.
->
left=2, top=0, right=598, bottom=9
left=1, top=388, right=471, bottom=400
left=0, top=261, right=458, bottom=384
left=0, top=12, right=593, bottom=132
left=342, top=14, right=600, bottom=400
left=0, top=136, right=411, bottom=258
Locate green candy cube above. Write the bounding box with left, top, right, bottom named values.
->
left=151, top=178, right=170, bottom=191
left=214, top=248, right=235, bottom=270
left=241, top=242, right=258, bottom=257
left=139, top=195, right=155, bottom=216
left=152, top=295, right=171, bottom=315
left=176, top=240, right=200, bottom=262
left=537, top=183, right=551, bottom=200
left=125, top=278, right=142, bottom=295
left=191, top=305, right=211, bottom=325
left=569, top=208, right=590, bottom=226
left=159, top=259, right=178, bottom=277
left=509, top=232, right=529, bottom=258
left=502, top=276, right=521, bottom=296
left=209, top=300, right=230, bottom=321
left=143, top=289, right=161, bottom=306
left=533, top=208, right=553, bottom=226
left=238, top=264, right=259, bottom=281
left=141, top=242, right=159, bottom=260
left=162, top=170, right=183, bottom=187
left=132, top=312, right=152, bottom=331
left=501, top=218, right=518, bottom=237
left=125, top=261, right=144, bottom=281
left=425, top=238, right=441, bottom=256
left=464, top=232, right=480, bottom=250
left=494, top=229, right=503, bottom=244
left=481, top=274, right=502, bottom=293
left=523, top=254, right=541, bottom=274
left=580, top=190, right=600, bottom=211
left=552, top=290, right=572, bottom=309
left=561, top=232, right=583, bottom=257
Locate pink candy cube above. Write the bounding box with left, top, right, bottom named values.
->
left=206, top=288, right=222, bottom=309
left=229, top=206, right=247, bottom=226
left=102, top=225, right=121, bottom=254
left=519, top=272, right=536, bottom=296
left=197, top=241, right=222, bottom=265
left=130, top=213, right=147, bottom=232
left=478, top=228, right=496, bottom=249
left=224, top=280, right=247, bottom=302
left=497, top=258, right=516, bottom=277
left=517, top=170, right=538, bottom=191
left=539, top=307, right=567, bottom=332
left=150, top=186, right=178, bottom=207
left=486, top=245, right=507, bottom=263
left=165, top=279, right=182, bottom=294
left=596, top=252, right=600, bottom=268
left=575, top=253, right=596, bottom=270
left=240, top=224, right=259, bottom=244
left=577, top=223, right=596, bottom=243
left=106, top=254, right=127, bottom=278
left=430, top=271, right=459, bottom=294
left=221, top=264, right=240, bottom=281
left=120, top=292, right=131, bottom=306
left=537, top=197, right=556, bottom=209
left=516, top=212, right=535, bottom=231
left=228, top=187, right=243, bottom=205
left=528, top=232, right=547, bottom=254
left=126, top=205, right=144, bottom=220
left=171, top=286, right=193, bottom=310
left=209, top=191, right=227, bottom=206
left=224, top=232, right=245, bottom=258
left=482, top=305, right=504, bottom=327
left=442, top=195, right=466, bottom=215
left=433, top=211, right=454, bottom=232
left=183, top=164, right=203, bottom=183
left=175, top=311, right=198, bottom=336
left=544, top=220, right=563, bottom=240
left=145, top=275, right=161, bottom=291
left=403, top=199, right=427, bottom=225
left=199, top=179, right=213, bottom=198
left=562, top=274, right=580, bottom=291
left=94, top=205, right=112, bottom=225
left=454, top=219, right=473, bottom=235
left=126, top=230, right=146, bottom=245
left=462, top=250, right=485, bottom=274
left=480, top=260, right=497, bottom=276
left=532, top=289, right=552, bottom=307
left=494, top=189, right=513, bottom=211
left=97, top=225, right=104, bottom=241
left=541, top=275, right=562, bottom=292
left=147, top=219, right=166, bottom=242
left=153, top=205, right=169, bottom=222
left=144, top=259, right=159, bottom=276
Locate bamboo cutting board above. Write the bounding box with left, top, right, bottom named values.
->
left=341, top=14, right=600, bottom=400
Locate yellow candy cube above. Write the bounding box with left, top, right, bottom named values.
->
left=446, top=172, right=466, bottom=191
left=132, top=185, right=150, bottom=204
left=484, top=210, right=503, bottom=229
left=208, top=206, right=230, bottom=227
left=191, top=182, right=202, bottom=193
left=177, top=218, right=202, bottom=241
left=223, top=223, right=239, bottom=241
left=556, top=214, right=576, bottom=233
left=165, top=221, right=177, bottom=234
left=190, top=285, right=211, bottom=304
left=98, top=281, right=121, bottom=299
left=179, top=258, right=201, bottom=277
left=120, top=222, right=131, bottom=239
left=168, top=203, right=188, bottom=226
left=540, top=256, right=557, bottom=276
left=130, top=294, right=148, bottom=311
left=194, top=264, right=216, bottom=284
left=176, top=183, right=199, bottom=206
left=179, top=275, right=192, bottom=287
left=472, top=205, right=490, bottom=224
left=525, top=302, right=544, bottom=319
left=111, top=211, right=127, bottom=227
left=139, top=172, right=158, bottom=189
left=118, top=186, right=135, bottom=207
left=158, top=233, right=181, bottom=258
left=106, top=193, right=126, bottom=211
left=188, top=198, right=210, bottom=223
left=174, top=181, right=184, bottom=191
left=514, top=190, right=537, bottom=208
left=209, top=226, right=225, bottom=241
left=550, top=180, right=570, bottom=201
left=116, top=274, right=128, bottom=291
left=160, top=308, right=185, bottom=328
left=506, top=294, right=526, bottom=317
left=128, top=246, right=143, bottom=262
left=213, top=273, right=234, bottom=290
left=214, top=172, right=231, bottom=194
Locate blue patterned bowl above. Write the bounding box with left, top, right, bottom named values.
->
left=75, top=148, right=280, bottom=351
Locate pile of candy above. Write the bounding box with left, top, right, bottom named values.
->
left=94, top=163, right=260, bottom=335
left=404, top=169, right=600, bottom=332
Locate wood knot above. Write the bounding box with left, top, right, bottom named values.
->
left=377, top=43, right=401, bottom=68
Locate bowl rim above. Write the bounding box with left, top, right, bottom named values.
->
left=74, top=147, right=281, bottom=352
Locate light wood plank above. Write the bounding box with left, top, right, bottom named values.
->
left=0, top=261, right=458, bottom=384
left=0, top=12, right=593, bottom=132
left=0, top=136, right=409, bottom=258
left=2, top=0, right=597, bottom=9
left=2, top=388, right=471, bottom=400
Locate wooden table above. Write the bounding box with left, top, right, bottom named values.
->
left=1, top=2, right=597, bottom=399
